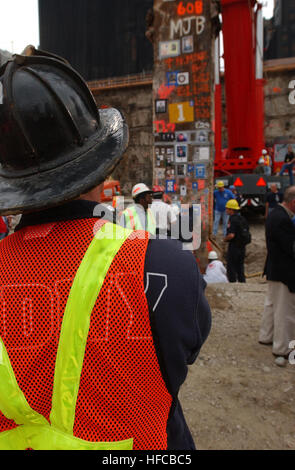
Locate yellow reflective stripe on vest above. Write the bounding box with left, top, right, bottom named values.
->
left=0, top=338, right=48, bottom=427
left=0, top=424, right=133, bottom=450
left=123, top=207, right=139, bottom=230
left=0, top=222, right=134, bottom=450
left=124, top=206, right=156, bottom=235
left=147, top=209, right=156, bottom=235
left=50, top=222, right=132, bottom=433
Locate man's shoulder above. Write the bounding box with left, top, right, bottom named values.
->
left=146, top=238, right=200, bottom=274
left=210, top=260, right=222, bottom=268
left=151, top=200, right=168, bottom=209
left=269, top=204, right=287, bottom=217
left=215, top=260, right=224, bottom=266
left=122, top=204, right=135, bottom=212
left=230, top=213, right=241, bottom=222
left=121, top=204, right=141, bottom=216
left=151, top=201, right=175, bottom=214
left=147, top=236, right=192, bottom=254
left=229, top=213, right=243, bottom=229
left=266, top=191, right=274, bottom=200
left=224, top=189, right=234, bottom=197
left=267, top=205, right=291, bottom=228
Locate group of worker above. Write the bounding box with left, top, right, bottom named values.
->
left=254, top=146, right=295, bottom=185
left=119, top=183, right=177, bottom=237
left=117, top=178, right=249, bottom=286
left=212, top=181, right=250, bottom=283
left=117, top=183, right=198, bottom=252
left=212, top=144, right=295, bottom=286
left=211, top=176, right=295, bottom=368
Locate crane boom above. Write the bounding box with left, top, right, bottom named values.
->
left=215, top=0, right=265, bottom=174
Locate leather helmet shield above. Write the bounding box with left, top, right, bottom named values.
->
left=0, top=55, right=128, bottom=215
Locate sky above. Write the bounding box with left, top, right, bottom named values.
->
left=0, top=0, right=39, bottom=54
left=0, top=0, right=275, bottom=55
left=262, top=0, right=275, bottom=19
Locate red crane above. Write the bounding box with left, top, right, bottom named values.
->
left=214, top=0, right=265, bottom=176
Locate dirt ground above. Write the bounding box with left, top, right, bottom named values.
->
left=179, top=215, right=295, bottom=450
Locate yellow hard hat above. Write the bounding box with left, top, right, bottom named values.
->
left=216, top=181, right=224, bottom=188
left=226, top=199, right=240, bottom=210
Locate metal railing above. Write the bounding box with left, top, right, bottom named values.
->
left=88, top=71, right=153, bottom=92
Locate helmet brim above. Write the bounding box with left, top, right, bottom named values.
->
left=0, top=108, right=128, bottom=215
left=133, top=191, right=154, bottom=200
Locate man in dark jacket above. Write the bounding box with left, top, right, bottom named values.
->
left=259, top=186, right=295, bottom=365
left=265, top=183, right=283, bottom=219
left=224, top=199, right=248, bottom=283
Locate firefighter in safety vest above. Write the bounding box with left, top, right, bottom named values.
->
left=120, top=183, right=156, bottom=235
left=0, top=49, right=211, bottom=450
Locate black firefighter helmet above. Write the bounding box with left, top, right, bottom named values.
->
left=0, top=48, right=128, bottom=214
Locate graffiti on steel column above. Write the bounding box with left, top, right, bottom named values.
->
left=170, top=16, right=206, bottom=39
left=157, top=83, right=175, bottom=99
left=177, top=1, right=203, bottom=15
left=153, top=120, right=176, bottom=133
left=153, top=0, right=212, bottom=240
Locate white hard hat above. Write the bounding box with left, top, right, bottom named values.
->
left=132, top=183, right=152, bottom=199
left=238, top=155, right=244, bottom=160
left=262, top=149, right=267, bottom=155
left=208, top=251, right=218, bottom=260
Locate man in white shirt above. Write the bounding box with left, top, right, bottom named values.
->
left=150, top=186, right=177, bottom=237
left=204, top=251, right=228, bottom=284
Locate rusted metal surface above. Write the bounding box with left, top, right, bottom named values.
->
left=152, top=0, right=215, bottom=269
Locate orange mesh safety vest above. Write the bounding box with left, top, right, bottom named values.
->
left=0, top=218, right=172, bottom=450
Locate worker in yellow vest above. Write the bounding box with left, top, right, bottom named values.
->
left=120, top=183, right=156, bottom=235
left=261, top=149, right=272, bottom=176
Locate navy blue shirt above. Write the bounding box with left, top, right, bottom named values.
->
left=266, top=191, right=283, bottom=209
left=16, top=200, right=212, bottom=450
left=227, top=213, right=247, bottom=250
